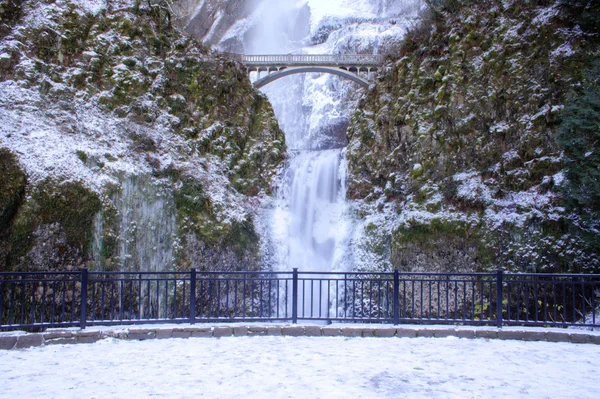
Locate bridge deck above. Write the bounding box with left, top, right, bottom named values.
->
left=241, top=54, right=383, bottom=67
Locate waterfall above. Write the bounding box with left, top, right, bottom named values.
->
left=286, top=149, right=348, bottom=273
left=187, top=0, right=422, bottom=317
left=283, top=149, right=349, bottom=318
left=92, top=174, right=177, bottom=273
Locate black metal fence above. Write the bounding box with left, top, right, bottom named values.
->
left=1, top=269, right=599, bottom=330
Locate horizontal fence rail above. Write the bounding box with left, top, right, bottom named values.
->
left=240, top=54, right=384, bottom=66
left=1, top=270, right=599, bottom=331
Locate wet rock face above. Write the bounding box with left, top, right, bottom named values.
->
left=180, top=0, right=255, bottom=50
left=311, top=118, right=349, bottom=150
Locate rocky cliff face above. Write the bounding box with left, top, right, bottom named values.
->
left=347, top=0, right=600, bottom=273
left=0, top=0, right=285, bottom=273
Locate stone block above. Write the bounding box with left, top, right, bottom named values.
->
left=43, top=331, right=73, bottom=340
left=16, top=334, right=44, bottom=349
left=522, top=331, right=547, bottom=342
left=0, top=336, right=18, bottom=350
left=45, top=337, right=78, bottom=345
left=395, top=328, right=417, bottom=338
left=570, top=333, right=591, bottom=344
left=213, top=327, right=233, bottom=338
left=304, top=326, right=322, bottom=337
left=475, top=330, right=498, bottom=339
left=454, top=329, right=476, bottom=339
left=114, top=331, right=129, bottom=339
left=341, top=327, right=363, bottom=337
left=233, top=326, right=248, bottom=337
left=76, top=331, right=102, bottom=344
left=155, top=329, right=173, bottom=339
left=282, top=326, right=304, bottom=337
left=417, top=329, right=435, bottom=338
left=190, top=328, right=212, bottom=338
left=374, top=328, right=396, bottom=337
left=172, top=329, right=191, bottom=339
left=432, top=329, right=454, bottom=338
left=248, top=326, right=267, bottom=336
left=267, top=326, right=282, bottom=336
left=127, top=329, right=156, bottom=340
left=362, top=328, right=376, bottom=337
left=497, top=330, right=526, bottom=341
left=546, top=331, right=570, bottom=343
left=589, top=334, right=600, bottom=345
left=322, top=327, right=341, bottom=337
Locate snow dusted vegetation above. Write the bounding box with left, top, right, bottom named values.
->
left=1, top=335, right=599, bottom=398
left=0, top=0, right=286, bottom=273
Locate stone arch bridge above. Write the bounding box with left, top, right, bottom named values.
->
left=236, top=54, right=383, bottom=89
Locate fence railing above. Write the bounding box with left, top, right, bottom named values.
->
left=240, top=54, right=384, bottom=66
left=1, top=269, right=598, bottom=330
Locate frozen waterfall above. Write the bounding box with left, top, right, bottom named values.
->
left=286, top=149, right=348, bottom=273
left=194, top=0, right=422, bottom=317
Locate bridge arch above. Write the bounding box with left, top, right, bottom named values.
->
left=252, top=66, right=371, bottom=89
left=239, top=54, right=382, bottom=90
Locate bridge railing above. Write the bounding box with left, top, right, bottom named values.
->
left=1, top=269, right=599, bottom=330
left=241, top=54, right=384, bottom=66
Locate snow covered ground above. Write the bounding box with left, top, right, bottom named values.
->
left=1, top=335, right=599, bottom=398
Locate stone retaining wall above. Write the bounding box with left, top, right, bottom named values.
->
left=1, top=325, right=599, bottom=350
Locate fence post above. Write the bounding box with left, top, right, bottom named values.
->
left=496, top=269, right=503, bottom=328
left=393, top=269, right=400, bottom=325
left=292, top=268, right=298, bottom=324
left=190, top=268, right=196, bottom=325
left=80, top=268, right=88, bottom=330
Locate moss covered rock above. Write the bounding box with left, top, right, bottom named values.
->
left=2, top=179, right=101, bottom=272
left=348, top=0, right=600, bottom=273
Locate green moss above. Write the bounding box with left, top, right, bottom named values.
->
left=76, top=150, right=88, bottom=164
left=394, top=218, right=469, bottom=248
left=5, top=180, right=101, bottom=270
left=174, top=179, right=212, bottom=220
left=226, top=219, right=260, bottom=257
left=7, top=204, right=36, bottom=268
left=0, top=148, right=27, bottom=230
left=33, top=180, right=102, bottom=248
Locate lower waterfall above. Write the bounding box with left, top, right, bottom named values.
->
left=286, top=149, right=348, bottom=273
left=265, top=147, right=350, bottom=320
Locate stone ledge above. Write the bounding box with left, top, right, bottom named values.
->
left=156, top=329, right=173, bottom=339
left=547, top=331, right=570, bottom=343
left=322, top=327, right=341, bottom=336
left=454, top=329, right=476, bottom=339
left=248, top=326, right=267, bottom=336
left=16, top=334, right=43, bottom=349
left=282, top=326, right=304, bottom=337
left=304, top=326, right=321, bottom=337
left=0, top=336, right=17, bottom=350
left=1, top=325, right=598, bottom=350
left=127, top=329, right=156, bottom=340
left=267, top=326, right=282, bottom=336
left=374, top=328, right=396, bottom=337
left=498, top=330, right=528, bottom=341
left=475, top=330, right=498, bottom=339
left=570, top=333, right=591, bottom=344
left=396, top=328, right=417, bottom=338
left=233, top=326, right=248, bottom=336
left=45, top=337, right=78, bottom=345
left=341, top=327, right=363, bottom=337
left=213, top=327, right=233, bottom=338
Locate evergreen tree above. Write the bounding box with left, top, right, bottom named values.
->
left=556, top=58, right=600, bottom=257
left=557, top=59, right=600, bottom=210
